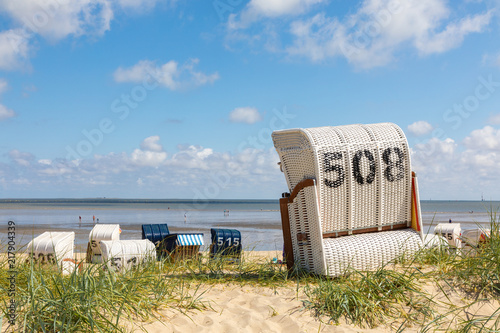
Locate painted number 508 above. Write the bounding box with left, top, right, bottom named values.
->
left=323, top=147, right=405, bottom=188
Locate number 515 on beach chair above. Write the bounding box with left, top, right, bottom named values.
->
left=272, top=123, right=424, bottom=277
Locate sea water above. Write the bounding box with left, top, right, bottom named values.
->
left=1, top=199, right=499, bottom=251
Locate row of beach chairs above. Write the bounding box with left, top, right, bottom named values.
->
left=25, top=225, right=242, bottom=274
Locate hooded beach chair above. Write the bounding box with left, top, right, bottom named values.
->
left=26, top=231, right=79, bottom=274
left=273, top=123, right=424, bottom=276
left=100, top=239, right=156, bottom=271
left=86, top=224, right=121, bottom=263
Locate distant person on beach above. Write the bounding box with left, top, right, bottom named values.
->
left=449, top=219, right=452, bottom=223
left=93, top=215, right=95, bottom=223
left=97, top=218, right=99, bottom=223
left=184, top=213, right=187, bottom=223
left=79, top=216, right=81, bottom=223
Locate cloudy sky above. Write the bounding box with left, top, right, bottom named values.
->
left=0, top=0, right=499, bottom=200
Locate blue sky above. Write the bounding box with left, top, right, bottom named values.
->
left=0, top=0, right=500, bottom=200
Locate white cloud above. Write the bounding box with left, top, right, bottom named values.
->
left=131, top=149, right=167, bottom=167
left=168, top=145, right=214, bottom=169
left=415, top=10, right=493, bottom=56
left=289, top=1, right=492, bottom=67
left=131, top=136, right=167, bottom=167
left=0, top=29, right=30, bottom=70
left=140, top=135, right=163, bottom=152
left=408, top=121, right=433, bottom=136
left=463, top=126, right=500, bottom=151
left=230, top=0, right=494, bottom=69
left=8, top=149, right=34, bottom=166
left=229, top=0, right=326, bottom=29
left=38, top=159, right=52, bottom=165
left=0, top=104, right=16, bottom=121
left=409, top=124, right=500, bottom=199
left=229, top=107, right=262, bottom=124
left=412, top=137, right=457, bottom=173
left=113, top=59, right=219, bottom=90
left=0, top=0, right=113, bottom=41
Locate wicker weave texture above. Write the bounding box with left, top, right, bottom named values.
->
left=273, top=123, right=411, bottom=234
left=322, top=229, right=422, bottom=276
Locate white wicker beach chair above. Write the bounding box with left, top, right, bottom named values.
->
left=273, top=123, right=424, bottom=276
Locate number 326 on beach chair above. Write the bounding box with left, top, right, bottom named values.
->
left=272, top=123, right=424, bottom=277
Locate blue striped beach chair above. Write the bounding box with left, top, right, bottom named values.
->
left=162, top=233, right=204, bottom=261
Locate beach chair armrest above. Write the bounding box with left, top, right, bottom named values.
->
left=281, top=178, right=326, bottom=274
left=287, top=178, right=316, bottom=204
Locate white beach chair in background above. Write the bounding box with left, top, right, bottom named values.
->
left=100, top=239, right=156, bottom=271
left=434, top=223, right=462, bottom=248
left=26, top=231, right=77, bottom=274
left=86, top=224, right=121, bottom=263
left=273, top=123, right=424, bottom=276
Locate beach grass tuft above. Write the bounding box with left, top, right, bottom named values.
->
left=302, top=265, right=435, bottom=329
left=0, top=256, right=206, bottom=332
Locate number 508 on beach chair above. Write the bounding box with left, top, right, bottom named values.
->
left=272, top=123, right=424, bottom=277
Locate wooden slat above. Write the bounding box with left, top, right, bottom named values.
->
left=322, top=222, right=409, bottom=238
left=279, top=197, right=294, bottom=270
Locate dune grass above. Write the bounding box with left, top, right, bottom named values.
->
left=303, top=266, right=435, bottom=329
left=0, top=257, right=207, bottom=332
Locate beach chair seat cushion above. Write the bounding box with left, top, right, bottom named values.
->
left=322, top=229, right=422, bottom=276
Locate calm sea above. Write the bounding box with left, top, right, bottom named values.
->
left=1, top=199, right=499, bottom=251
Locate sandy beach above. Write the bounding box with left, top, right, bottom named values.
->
left=133, top=283, right=499, bottom=333
left=131, top=251, right=500, bottom=332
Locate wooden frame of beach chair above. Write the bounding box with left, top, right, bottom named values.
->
left=273, top=123, right=424, bottom=276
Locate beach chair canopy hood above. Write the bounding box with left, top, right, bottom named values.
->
left=27, top=231, right=75, bottom=263
left=142, top=224, right=170, bottom=245
left=273, top=122, right=423, bottom=276
left=89, top=224, right=121, bottom=255
left=274, top=123, right=412, bottom=233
